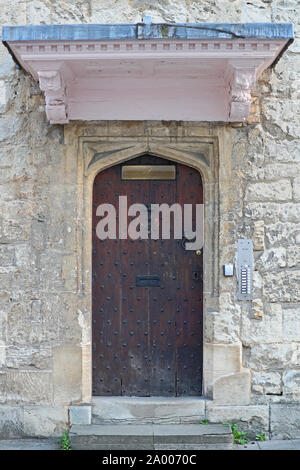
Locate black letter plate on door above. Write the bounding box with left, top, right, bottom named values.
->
left=136, top=275, right=160, bottom=287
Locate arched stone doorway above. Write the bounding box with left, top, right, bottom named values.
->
left=91, top=154, right=203, bottom=396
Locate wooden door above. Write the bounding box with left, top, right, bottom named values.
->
left=92, top=155, right=203, bottom=396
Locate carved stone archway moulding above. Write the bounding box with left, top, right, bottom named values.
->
left=2, top=21, right=293, bottom=123
left=76, top=135, right=220, bottom=401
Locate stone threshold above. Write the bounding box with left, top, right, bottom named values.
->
left=70, top=423, right=233, bottom=450
left=91, top=396, right=207, bottom=425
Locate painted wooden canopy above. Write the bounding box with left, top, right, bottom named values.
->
left=2, top=19, right=294, bottom=124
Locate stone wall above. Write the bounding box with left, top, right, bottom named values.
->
left=0, top=1, right=299, bottom=439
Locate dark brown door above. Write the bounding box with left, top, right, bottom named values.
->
left=92, top=155, right=203, bottom=396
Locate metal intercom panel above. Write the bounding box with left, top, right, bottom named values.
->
left=237, top=239, right=253, bottom=300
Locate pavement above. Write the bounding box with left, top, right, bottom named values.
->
left=0, top=438, right=300, bottom=450
left=235, top=439, right=300, bottom=450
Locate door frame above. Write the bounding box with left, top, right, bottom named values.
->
left=77, top=136, right=220, bottom=402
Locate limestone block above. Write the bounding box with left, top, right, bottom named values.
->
left=91, top=0, right=187, bottom=23
left=251, top=298, right=264, bottom=320
left=287, top=247, right=300, bottom=268
left=0, top=340, right=5, bottom=367
left=203, top=342, right=242, bottom=395
left=30, top=219, right=46, bottom=251
left=265, top=222, right=297, bottom=247
left=246, top=181, right=293, bottom=202
left=263, top=271, right=300, bottom=302
left=283, top=370, right=300, bottom=396
left=0, top=118, right=23, bottom=143
left=0, top=80, right=7, bottom=114
left=23, top=406, right=68, bottom=437
left=53, top=345, right=82, bottom=405
left=0, top=370, right=53, bottom=405
left=264, top=163, right=300, bottom=180
left=5, top=344, right=52, bottom=370
left=187, top=0, right=241, bottom=22
left=283, top=308, right=300, bottom=341
left=0, top=1, right=26, bottom=25
left=256, top=247, right=286, bottom=271
left=252, top=371, right=282, bottom=395
left=69, top=405, right=91, bottom=425
left=51, top=0, right=91, bottom=24
left=0, top=405, right=24, bottom=438
left=0, top=245, right=15, bottom=266
left=253, top=270, right=262, bottom=293
left=92, top=397, right=205, bottom=425
left=204, top=310, right=240, bottom=344
left=26, top=1, right=51, bottom=24
left=248, top=343, right=300, bottom=371
left=213, top=370, right=251, bottom=406
left=245, top=203, right=280, bottom=222
left=271, top=405, right=300, bottom=439
left=241, top=1, right=271, bottom=22
left=262, top=99, right=299, bottom=138
left=39, top=250, right=64, bottom=290
left=242, top=302, right=283, bottom=344
left=7, top=299, right=44, bottom=346
left=206, top=404, right=269, bottom=438
left=0, top=56, right=15, bottom=80
left=253, top=220, right=264, bottom=251
left=61, top=254, right=78, bottom=291
left=293, top=177, right=300, bottom=201
left=280, top=203, right=300, bottom=223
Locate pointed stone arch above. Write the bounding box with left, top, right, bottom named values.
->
left=77, top=135, right=220, bottom=402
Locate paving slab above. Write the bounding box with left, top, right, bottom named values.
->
left=235, top=442, right=260, bottom=450
left=257, top=440, right=296, bottom=450
left=0, top=439, right=59, bottom=450
left=291, top=440, right=300, bottom=450
left=152, top=424, right=232, bottom=444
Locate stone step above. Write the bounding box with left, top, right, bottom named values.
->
left=70, top=424, right=233, bottom=450
left=92, top=396, right=206, bottom=425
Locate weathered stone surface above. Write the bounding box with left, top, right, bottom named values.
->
left=0, top=405, right=24, bottom=438
left=287, top=247, right=300, bottom=268
left=53, top=346, right=82, bottom=405
left=252, top=371, right=282, bottom=396
left=241, top=303, right=282, bottom=345
left=91, top=0, right=187, bottom=23
left=0, top=1, right=26, bottom=26
left=241, top=0, right=271, bottom=22
left=265, top=222, right=298, bottom=247
left=248, top=343, right=300, bottom=371
left=263, top=271, right=300, bottom=302
left=256, top=247, right=286, bottom=271
left=246, top=181, right=293, bottom=202
left=204, top=293, right=241, bottom=343
left=282, top=370, right=300, bottom=396
left=251, top=298, right=264, bottom=320
left=245, top=203, right=280, bottom=222
left=0, top=80, right=7, bottom=114
left=293, top=177, right=300, bottom=201
left=203, top=342, right=242, bottom=395
left=23, top=406, right=68, bottom=437
left=253, top=220, right=264, bottom=251
left=282, top=308, right=300, bottom=341
left=206, top=404, right=269, bottom=437
left=70, top=405, right=91, bottom=425
left=26, top=1, right=51, bottom=25
left=92, top=397, right=205, bottom=425
left=0, top=370, right=53, bottom=405
left=271, top=405, right=300, bottom=439
left=213, top=371, right=251, bottom=406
